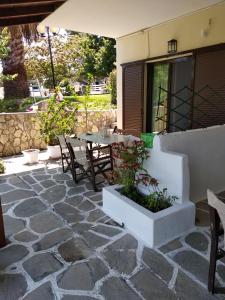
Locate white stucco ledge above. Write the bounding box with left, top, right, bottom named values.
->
left=143, top=135, right=190, bottom=204
left=102, top=185, right=195, bottom=248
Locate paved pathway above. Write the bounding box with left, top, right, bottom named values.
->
left=0, top=166, right=225, bottom=299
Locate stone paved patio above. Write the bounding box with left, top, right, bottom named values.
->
left=0, top=156, right=225, bottom=299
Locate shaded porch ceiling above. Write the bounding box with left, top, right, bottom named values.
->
left=0, top=0, right=67, bottom=27
left=41, top=0, right=225, bottom=38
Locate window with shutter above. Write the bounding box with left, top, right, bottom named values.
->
left=122, top=62, right=144, bottom=136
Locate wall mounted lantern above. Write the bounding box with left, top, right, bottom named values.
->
left=168, top=39, right=177, bottom=54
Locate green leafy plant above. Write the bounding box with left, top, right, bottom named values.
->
left=107, top=69, right=117, bottom=105
left=0, top=99, right=19, bottom=112
left=0, top=160, right=5, bottom=174
left=111, top=140, right=150, bottom=194
left=38, top=92, right=78, bottom=145
left=111, top=140, right=177, bottom=213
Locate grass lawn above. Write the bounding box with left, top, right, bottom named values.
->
left=0, top=94, right=116, bottom=112
left=76, top=94, right=115, bottom=110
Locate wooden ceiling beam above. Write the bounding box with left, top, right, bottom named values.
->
left=0, top=0, right=65, bottom=8
left=0, top=4, right=58, bottom=19
left=0, top=15, right=46, bottom=27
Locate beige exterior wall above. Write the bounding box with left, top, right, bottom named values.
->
left=116, top=2, right=225, bottom=128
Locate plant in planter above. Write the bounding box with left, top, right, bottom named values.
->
left=38, top=92, right=77, bottom=158
left=103, top=140, right=194, bottom=248
left=111, top=140, right=175, bottom=212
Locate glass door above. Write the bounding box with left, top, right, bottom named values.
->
left=147, top=56, right=193, bottom=133
left=151, top=63, right=169, bottom=132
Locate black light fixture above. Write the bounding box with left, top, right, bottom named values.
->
left=168, top=39, right=177, bottom=54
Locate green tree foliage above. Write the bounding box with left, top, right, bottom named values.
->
left=0, top=28, right=10, bottom=59
left=25, top=34, right=81, bottom=88
left=107, top=69, right=117, bottom=105
left=0, top=28, right=17, bottom=82
left=25, top=32, right=116, bottom=86
left=38, top=94, right=78, bottom=145
left=77, top=33, right=116, bottom=79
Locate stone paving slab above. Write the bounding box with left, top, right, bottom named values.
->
left=0, top=273, right=27, bottom=300
left=0, top=244, right=29, bottom=270
left=171, top=249, right=209, bottom=285
left=175, top=270, right=216, bottom=300
left=14, top=197, right=47, bottom=217
left=185, top=231, right=209, bottom=252
left=0, top=165, right=223, bottom=300
left=23, top=282, right=55, bottom=300
left=58, top=237, right=92, bottom=262
left=131, top=269, right=176, bottom=299
left=29, top=211, right=63, bottom=233
left=8, top=175, right=31, bottom=189
left=142, top=247, right=174, bottom=283
left=100, top=277, right=141, bottom=300
left=1, top=189, right=36, bottom=204
left=3, top=215, right=25, bottom=237
left=57, top=257, right=108, bottom=290
left=33, top=228, right=73, bottom=251
left=41, top=185, right=67, bottom=204
left=54, top=202, right=84, bottom=223
left=23, top=252, right=63, bottom=282
left=14, top=230, right=39, bottom=242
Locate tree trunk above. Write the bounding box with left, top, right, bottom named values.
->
left=2, top=28, right=29, bottom=99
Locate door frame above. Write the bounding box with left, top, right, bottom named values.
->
left=146, top=55, right=195, bottom=133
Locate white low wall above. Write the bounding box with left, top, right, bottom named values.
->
left=153, top=125, right=225, bottom=203
left=143, top=135, right=190, bottom=204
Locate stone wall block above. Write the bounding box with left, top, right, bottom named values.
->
left=0, top=110, right=117, bottom=157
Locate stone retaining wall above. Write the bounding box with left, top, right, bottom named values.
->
left=0, top=110, right=117, bottom=157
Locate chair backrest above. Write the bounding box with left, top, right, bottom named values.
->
left=66, top=137, right=88, bottom=167
left=57, top=135, right=67, bottom=149
left=207, top=189, right=225, bottom=241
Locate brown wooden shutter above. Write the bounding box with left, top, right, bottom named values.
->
left=193, top=49, right=225, bottom=128
left=122, top=62, right=144, bottom=136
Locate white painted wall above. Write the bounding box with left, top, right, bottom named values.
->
left=156, top=125, right=225, bottom=202
left=142, top=135, right=190, bottom=204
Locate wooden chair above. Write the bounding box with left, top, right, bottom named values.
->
left=207, top=189, right=225, bottom=294
left=66, top=137, right=113, bottom=191
left=57, top=135, right=71, bottom=173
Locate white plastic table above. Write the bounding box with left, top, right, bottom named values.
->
left=78, top=132, right=134, bottom=145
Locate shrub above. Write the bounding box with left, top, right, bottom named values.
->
left=0, top=160, right=5, bottom=174
left=107, top=69, right=117, bottom=105
left=0, top=99, right=19, bottom=112
left=38, top=95, right=78, bottom=145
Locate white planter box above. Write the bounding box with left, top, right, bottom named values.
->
left=22, top=149, right=39, bottom=164
left=103, top=185, right=195, bottom=248
left=47, top=145, right=61, bottom=159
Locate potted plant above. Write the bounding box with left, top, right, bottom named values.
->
left=22, top=149, right=40, bottom=164
left=38, top=92, right=77, bottom=158
left=103, top=140, right=194, bottom=248
left=21, top=117, right=40, bottom=164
